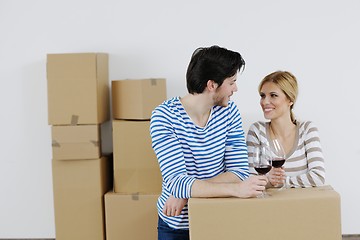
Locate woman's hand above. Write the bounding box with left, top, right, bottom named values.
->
left=162, top=195, right=188, bottom=217
left=267, top=167, right=286, bottom=187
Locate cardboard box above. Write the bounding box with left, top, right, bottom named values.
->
left=51, top=125, right=101, bottom=160
left=112, top=120, right=162, bottom=194
left=52, top=156, right=112, bottom=240
left=188, top=186, right=342, bottom=240
left=104, top=192, right=158, bottom=240
left=47, top=53, right=109, bottom=125
left=112, top=78, right=166, bottom=120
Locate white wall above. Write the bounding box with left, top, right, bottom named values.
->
left=0, top=0, right=359, bottom=237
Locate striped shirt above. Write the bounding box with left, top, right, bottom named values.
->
left=150, top=97, right=249, bottom=229
left=246, top=121, right=325, bottom=188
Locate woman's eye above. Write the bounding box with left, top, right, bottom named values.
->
left=271, top=94, right=278, bottom=97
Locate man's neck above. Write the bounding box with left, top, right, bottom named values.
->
left=180, top=94, right=213, bottom=127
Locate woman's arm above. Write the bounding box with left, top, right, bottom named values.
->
left=287, top=121, right=326, bottom=187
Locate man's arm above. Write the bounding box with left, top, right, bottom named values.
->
left=191, top=175, right=267, bottom=198
left=163, top=175, right=268, bottom=216
left=206, top=171, right=242, bottom=183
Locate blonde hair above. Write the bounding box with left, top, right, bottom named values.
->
left=258, top=71, right=298, bottom=123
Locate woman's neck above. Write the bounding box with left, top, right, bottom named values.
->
left=269, top=118, right=296, bottom=140
left=269, top=118, right=297, bottom=155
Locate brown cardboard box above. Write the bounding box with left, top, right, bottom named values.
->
left=51, top=125, right=101, bottom=160
left=112, top=120, right=162, bottom=194
left=111, top=78, right=166, bottom=120
left=47, top=53, right=109, bottom=125
left=104, top=192, right=158, bottom=240
left=52, top=156, right=112, bottom=240
left=188, top=186, right=341, bottom=240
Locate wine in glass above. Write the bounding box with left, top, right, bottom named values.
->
left=253, top=145, right=272, bottom=198
left=270, top=139, right=286, bottom=189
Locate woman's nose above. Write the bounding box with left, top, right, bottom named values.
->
left=261, top=96, right=270, bottom=104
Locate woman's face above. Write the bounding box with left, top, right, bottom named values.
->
left=259, top=81, right=292, bottom=121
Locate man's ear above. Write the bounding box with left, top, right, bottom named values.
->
left=206, top=80, right=218, bottom=91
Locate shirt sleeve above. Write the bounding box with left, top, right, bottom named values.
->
left=287, top=121, right=326, bottom=188
left=150, top=106, right=196, bottom=199
left=223, top=103, right=250, bottom=180
left=246, top=122, right=262, bottom=176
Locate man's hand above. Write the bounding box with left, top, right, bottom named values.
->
left=162, top=195, right=188, bottom=217
left=233, top=175, right=268, bottom=198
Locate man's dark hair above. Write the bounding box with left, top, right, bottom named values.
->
left=186, top=45, right=245, bottom=94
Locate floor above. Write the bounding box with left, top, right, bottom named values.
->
left=343, top=235, right=360, bottom=240
left=0, top=236, right=359, bottom=240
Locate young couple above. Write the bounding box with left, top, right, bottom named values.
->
left=150, top=45, right=325, bottom=240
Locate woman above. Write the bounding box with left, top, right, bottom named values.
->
left=246, top=70, right=325, bottom=188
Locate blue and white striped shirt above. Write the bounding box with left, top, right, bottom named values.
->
left=150, top=97, right=249, bottom=229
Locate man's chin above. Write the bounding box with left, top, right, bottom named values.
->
left=217, top=101, right=229, bottom=107
left=214, top=98, right=230, bottom=107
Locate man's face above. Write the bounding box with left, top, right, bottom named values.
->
left=213, top=74, right=238, bottom=107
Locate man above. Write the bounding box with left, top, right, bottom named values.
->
left=150, top=45, right=267, bottom=240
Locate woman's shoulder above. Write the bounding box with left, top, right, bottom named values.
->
left=296, top=120, right=317, bottom=129
left=249, top=121, right=268, bottom=129
left=296, top=120, right=320, bottom=135
left=248, top=121, right=268, bottom=134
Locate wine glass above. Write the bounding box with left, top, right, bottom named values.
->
left=270, top=139, right=287, bottom=189
left=252, top=145, right=272, bottom=198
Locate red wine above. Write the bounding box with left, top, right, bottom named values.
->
left=255, top=165, right=271, bottom=175
left=272, top=158, right=285, bottom=168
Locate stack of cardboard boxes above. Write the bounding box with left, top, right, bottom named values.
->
left=47, top=53, right=112, bottom=240
left=47, top=53, right=342, bottom=240
left=104, top=78, right=166, bottom=240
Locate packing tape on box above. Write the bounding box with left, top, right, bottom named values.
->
left=150, top=78, right=157, bottom=86
left=52, top=140, right=60, bottom=147
left=71, top=115, right=79, bottom=125
left=131, top=192, right=140, bottom=201
left=90, top=140, right=99, bottom=147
